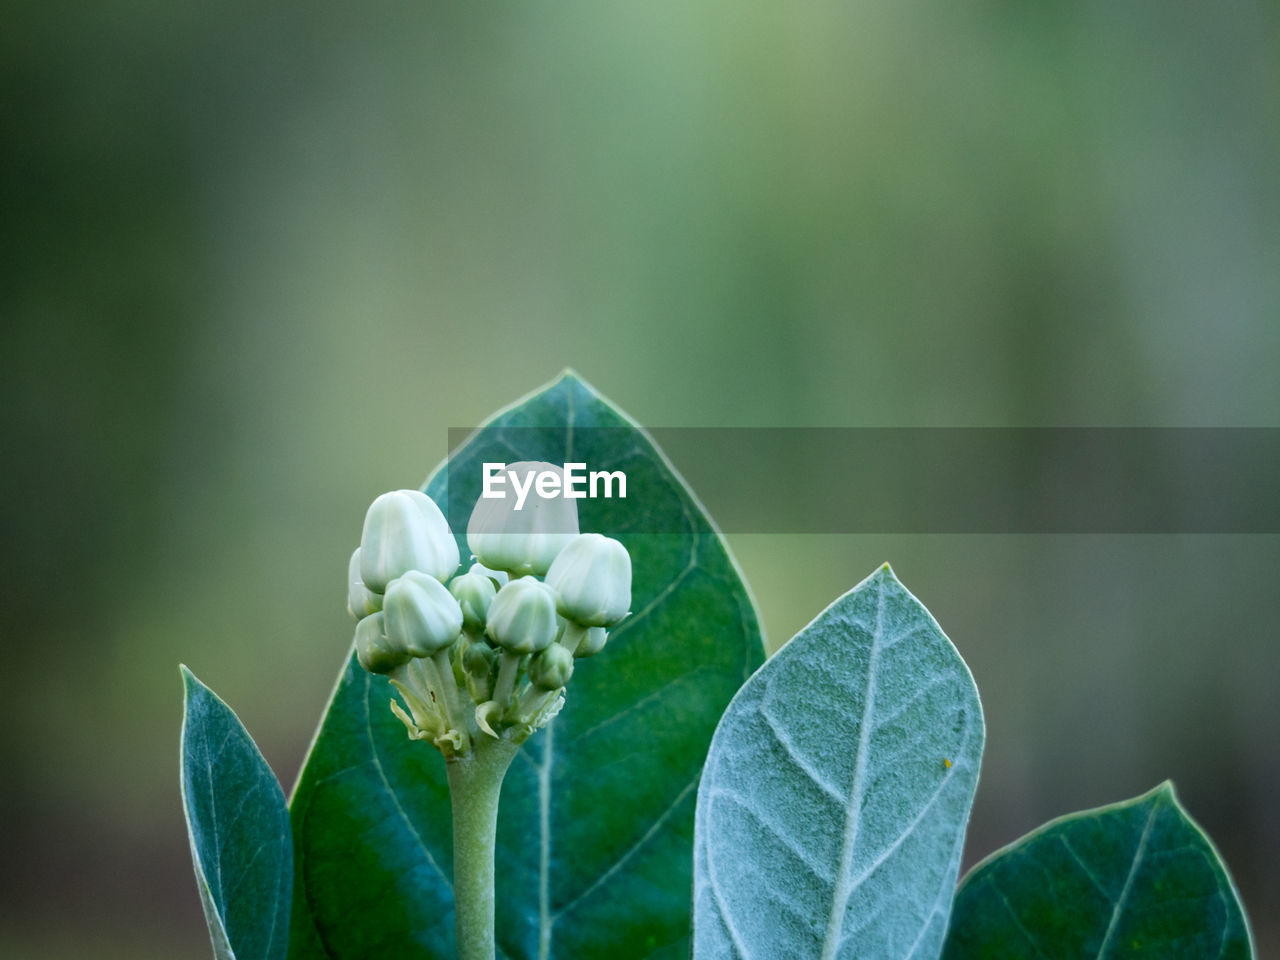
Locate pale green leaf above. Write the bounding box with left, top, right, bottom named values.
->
left=693, top=565, right=984, bottom=960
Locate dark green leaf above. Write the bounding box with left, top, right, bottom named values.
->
left=181, top=666, right=293, bottom=960
left=693, top=565, right=985, bottom=960
left=942, top=782, right=1254, bottom=960
left=288, top=372, right=765, bottom=960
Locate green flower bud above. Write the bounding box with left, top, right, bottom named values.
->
left=575, top=626, right=608, bottom=658
left=355, top=612, right=406, bottom=674
left=347, top=548, right=383, bottom=620
left=466, top=461, right=579, bottom=576
left=383, top=571, right=464, bottom=658
left=545, top=533, right=632, bottom=627
left=449, top=571, right=497, bottom=633
left=463, top=638, right=496, bottom=677
left=528, top=643, right=574, bottom=690
left=486, top=576, right=558, bottom=654
left=360, top=489, right=460, bottom=592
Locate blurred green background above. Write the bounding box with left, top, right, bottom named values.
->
left=3, top=0, right=1278, bottom=956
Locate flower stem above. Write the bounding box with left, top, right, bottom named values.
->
left=492, top=651, right=521, bottom=709
left=559, top=621, right=588, bottom=656
left=432, top=649, right=472, bottom=750
left=446, top=736, right=519, bottom=960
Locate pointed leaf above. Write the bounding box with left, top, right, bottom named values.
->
left=941, top=782, right=1254, bottom=959
left=288, top=373, right=765, bottom=960
left=693, top=565, right=985, bottom=960
left=181, top=666, right=293, bottom=960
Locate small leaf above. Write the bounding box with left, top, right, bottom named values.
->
left=693, top=564, right=985, bottom=960
left=181, top=666, right=293, bottom=960
left=287, top=372, right=765, bottom=960
left=941, top=782, right=1255, bottom=960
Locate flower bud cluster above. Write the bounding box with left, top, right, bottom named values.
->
left=347, top=465, right=632, bottom=756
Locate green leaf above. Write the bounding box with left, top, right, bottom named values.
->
left=941, top=782, right=1255, bottom=960
left=288, top=372, right=765, bottom=960
left=181, top=666, right=293, bottom=960
left=693, top=564, right=985, bottom=960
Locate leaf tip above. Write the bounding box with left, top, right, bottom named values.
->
left=1123, top=780, right=1181, bottom=817
left=872, top=561, right=902, bottom=587
left=180, top=666, right=218, bottom=709
left=519, top=368, right=604, bottom=410
left=552, top=367, right=591, bottom=393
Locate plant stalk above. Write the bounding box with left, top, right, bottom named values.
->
left=492, top=651, right=520, bottom=708
left=431, top=649, right=472, bottom=750
left=446, top=736, right=519, bottom=960
left=559, top=621, right=588, bottom=656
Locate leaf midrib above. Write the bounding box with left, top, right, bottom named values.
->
left=1095, top=798, right=1159, bottom=959
left=819, top=576, right=887, bottom=960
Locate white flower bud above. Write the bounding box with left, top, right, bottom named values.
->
left=360, top=490, right=460, bottom=591
left=466, top=462, right=579, bottom=576
left=574, top=626, right=608, bottom=658
left=347, top=548, right=382, bottom=620
left=383, top=571, right=464, bottom=658
left=545, top=533, right=631, bottom=627
left=449, top=571, right=497, bottom=633
left=486, top=576, right=558, bottom=654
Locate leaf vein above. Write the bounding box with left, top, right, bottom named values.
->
left=872, top=675, right=950, bottom=733
left=571, top=665, right=713, bottom=745
left=759, top=700, right=845, bottom=806
left=1060, top=835, right=1111, bottom=901
left=1095, top=798, right=1159, bottom=959
left=554, top=774, right=700, bottom=923
left=607, top=560, right=696, bottom=642
left=846, top=729, right=966, bottom=892
left=708, top=786, right=833, bottom=884
left=818, top=575, right=886, bottom=960
left=993, top=878, right=1053, bottom=960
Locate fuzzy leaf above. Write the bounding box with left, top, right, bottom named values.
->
left=693, top=565, right=984, bottom=960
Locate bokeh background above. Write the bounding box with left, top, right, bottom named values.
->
left=4, top=1, right=1278, bottom=956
